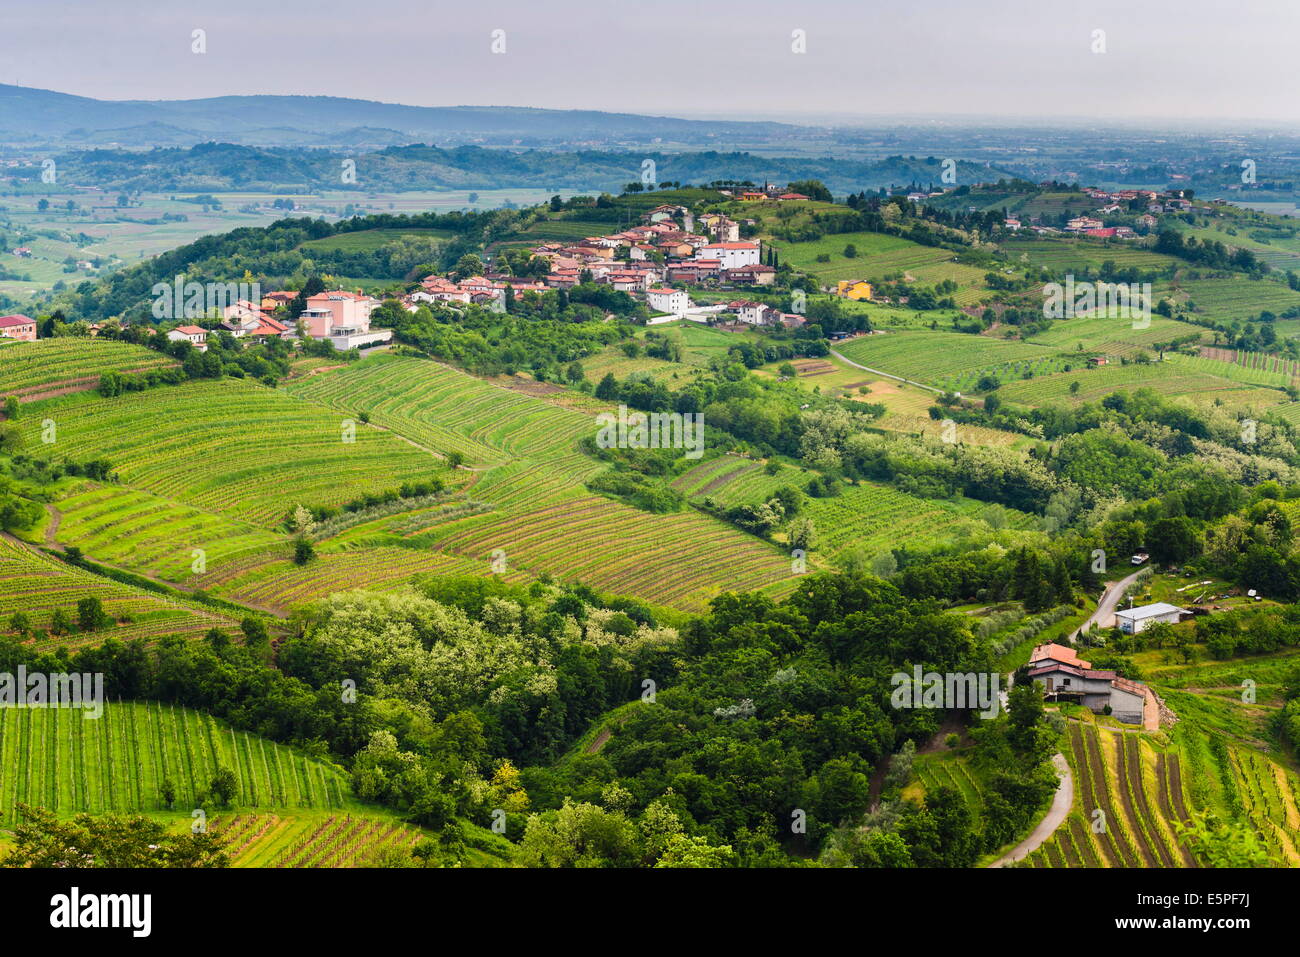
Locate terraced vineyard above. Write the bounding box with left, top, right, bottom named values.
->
left=1001, top=238, right=1183, bottom=271
left=286, top=354, right=795, bottom=610
left=53, top=483, right=285, bottom=584
left=0, top=534, right=237, bottom=648
left=671, top=456, right=1039, bottom=559
left=0, top=338, right=177, bottom=399
left=201, top=546, right=487, bottom=613
left=211, top=811, right=425, bottom=867
left=0, top=700, right=349, bottom=822
left=1166, top=277, right=1300, bottom=323
left=1027, top=314, right=1207, bottom=356
left=20, top=378, right=443, bottom=528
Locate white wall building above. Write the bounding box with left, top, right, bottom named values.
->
left=646, top=287, right=690, bottom=316
left=1115, top=602, right=1188, bottom=635
left=696, top=242, right=760, bottom=270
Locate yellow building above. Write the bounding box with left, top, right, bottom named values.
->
left=836, top=279, right=873, bottom=301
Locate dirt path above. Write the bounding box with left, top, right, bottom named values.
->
left=44, top=505, right=62, bottom=547
left=988, top=753, right=1073, bottom=867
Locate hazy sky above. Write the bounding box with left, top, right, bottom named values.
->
left=3, top=0, right=1298, bottom=125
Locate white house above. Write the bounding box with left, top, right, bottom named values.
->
left=167, top=325, right=208, bottom=351
left=1115, top=602, right=1188, bottom=635
left=646, top=287, right=690, bottom=316
left=696, top=242, right=760, bottom=270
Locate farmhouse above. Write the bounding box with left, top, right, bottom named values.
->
left=836, top=279, right=873, bottom=301
left=1115, top=602, right=1188, bottom=635
left=0, top=314, right=38, bottom=341
left=1026, top=643, right=1147, bottom=724
left=166, top=325, right=208, bottom=351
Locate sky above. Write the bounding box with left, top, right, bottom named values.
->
left=2, top=0, right=1298, bottom=126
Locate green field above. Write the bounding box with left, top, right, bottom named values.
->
left=997, top=357, right=1286, bottom=410
left=298, top=227, right=456, bottom=253
left=835, top=330, right=1066, bottom=392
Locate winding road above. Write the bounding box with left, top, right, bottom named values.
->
left=987, top=570, right=1144, bottom=867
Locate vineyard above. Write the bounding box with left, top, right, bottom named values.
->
left=0, top=534, right=237, bottom=649
left=835, top=330, right=1063, bottom=392
left=1023, top=724, right=1196, bottom=868
left=20, top=378, right=443, bottom=528
left=671, top=456, right=1039, bottom=559
left=0, top=338, right=176, bottom=399
left=200, top=546, right=488, bottom=613
left=1190, top=347, right=1300, bottom=386
left=1001, top=238, right=1183, bottom=271
left=210, top=811, right=425, bottom=867
left=1026, top=314, right=1207, bottom=356
left=0, top=700, right=349, bottom=822
left=1166, top=277, right=1300, bottom=323
left=52, top=482, right=285, bottom=584
left=998, top=358, right=1285, bottom=411
left=283, top=355, right=797, bottom=610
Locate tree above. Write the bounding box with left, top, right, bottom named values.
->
left=76, top=597, right=109, bottom=632
left=208, top=766, right=238, bottom=807
left=453, top=254, right=485, bottom=281
left=240, top=617, right=269, bottom=646
left=1, top=804, right=227, bottom=868
left=160, top=778, right=177, bottom=809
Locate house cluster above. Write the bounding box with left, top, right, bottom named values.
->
left=725, top=300, right=806, bottom=329
left=402, top=200, right=792, bottom=323
left=1027, top=642, right=1150, bottom=725
left=164, top=289, right=391, bottom=352
left=715, top=182, right=811, bottom=202
left=1012, top=186, right=1204, bottom=238
left=0, top=313, right=37, bottom=341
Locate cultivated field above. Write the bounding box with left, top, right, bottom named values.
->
left=0, top=338, right=176, bottom=400
left=0, top=535, right=238, bottom=649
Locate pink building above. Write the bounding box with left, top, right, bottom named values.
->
left=0, top=314, right=37, bottom=341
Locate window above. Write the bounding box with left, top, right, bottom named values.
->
left=1062, top=678, right=1071, bottom=686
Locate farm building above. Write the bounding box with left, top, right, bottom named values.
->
left=1026, top=643, right=1148, bottom=724
left=0, top=314, right=38, bottom=341
left=1115, top=602, right=1188, bottom=635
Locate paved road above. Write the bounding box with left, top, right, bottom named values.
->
left=989, top=753, right=1073, bottom=867
left=829, top=348, right=945, bottom=394
left=1074, top=569, right=1145, bottom=639
left=987, top=570, right=1144, bottom=867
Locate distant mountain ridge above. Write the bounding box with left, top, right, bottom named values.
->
left=0, top=84, right=803, bottom=148
left=7, top=140, right=1013, bottom=195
